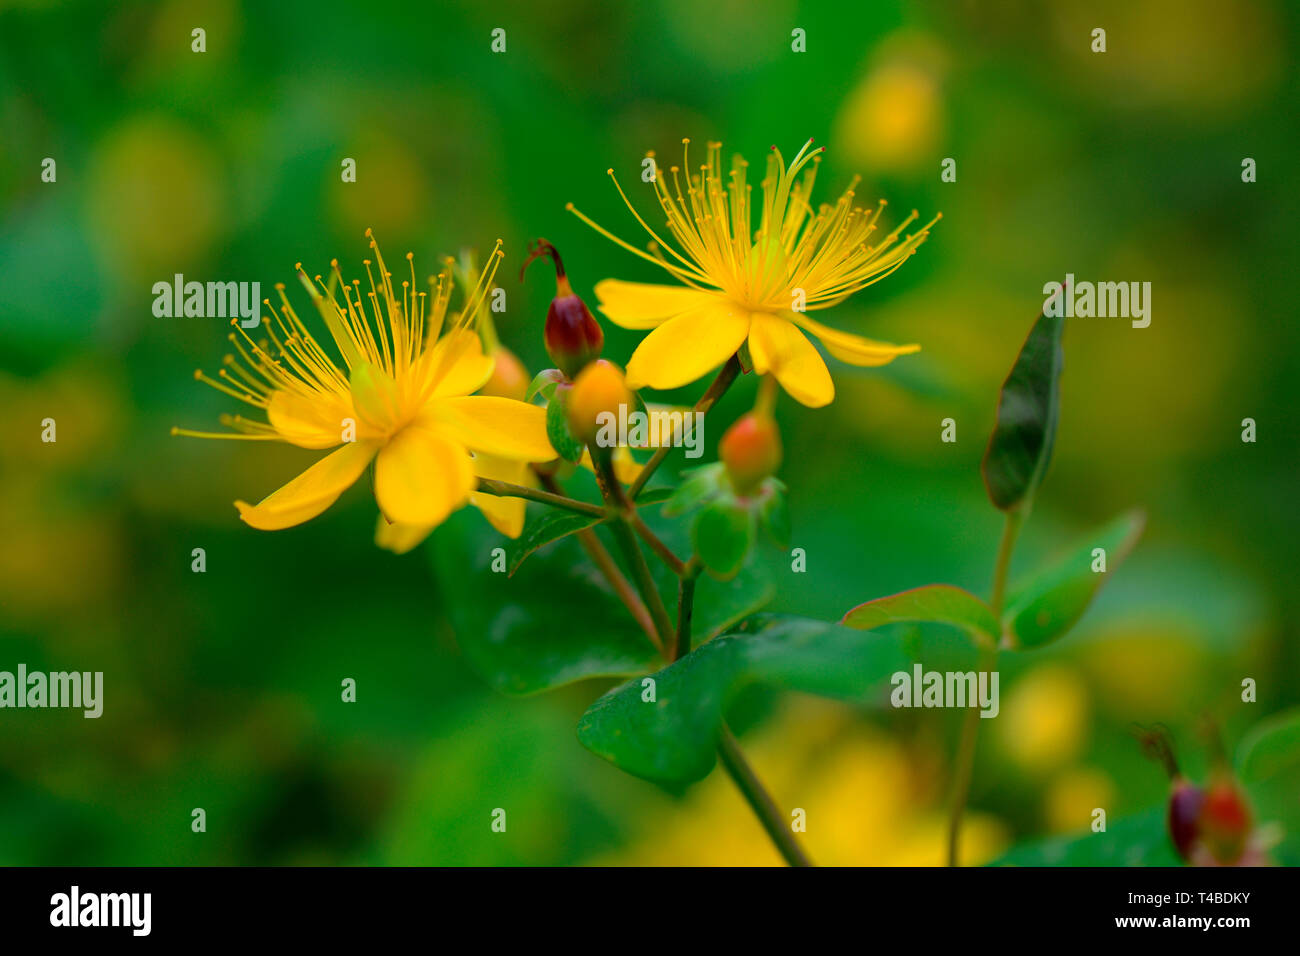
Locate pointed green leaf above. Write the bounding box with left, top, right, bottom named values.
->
left=429, top=511, right=659, bottom=695
left=662, top=463, right=726, bottom=517
left=524, top=368, right=565, bottom=404
left=506, top=509, right=604, bottom=577
left=982, top=310, right=1065, bottom=511
left=577, top=615, right=909, bottom=784
left=1002, top=510, right=1145, bottom=649
left=842, top=584, right=999, bottom=646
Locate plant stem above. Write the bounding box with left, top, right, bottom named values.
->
left=476, top=478, right=605, bottom=518
left=606, top=517, right=676, bottom=652
left=536, top=470, right=662, bottom=654
left=627, top=354, right=741, bottom=500
left=947, top=509, right=1022, bottom=866
left=989, top=509, right=1022, bottom=618
left=674, top=565, right=700, bottom=660
left=717, top=725, right=812, bottom=867
left=632, top=513, right=687, bottom=577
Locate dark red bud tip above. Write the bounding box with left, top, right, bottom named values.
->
left=520, top=238, right=566, bottom=283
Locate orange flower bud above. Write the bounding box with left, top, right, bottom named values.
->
left=521, top=239, right=603, bottom=379
left=720, top=412, right=782, bottom=496
left=480, top=345, right=530, bottom=401
left=567, top=359, right=632, bottom=445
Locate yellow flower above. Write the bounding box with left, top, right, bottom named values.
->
left=174, top=231, right=554, bottom=545
left=568, top=138, right=939, bottom=407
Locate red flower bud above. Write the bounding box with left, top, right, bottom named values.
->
left=720, top=412, right=782, bottom=496
left=1198, top=777, right=1252, bottom=865
left=521, top=239, right=603, bottom=380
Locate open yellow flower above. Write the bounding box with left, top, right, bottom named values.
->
left=568, top=138, right=939, bottom=407
left=174, top=231, right=554, bottom=545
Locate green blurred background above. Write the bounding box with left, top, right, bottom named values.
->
left=1, top=0, right=1297, bottom=865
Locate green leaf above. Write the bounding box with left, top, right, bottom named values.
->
left=546, top=388, right=584, bottom=463
left=524, top=368, right=565, bottom=404
left=982, top=310, right=1065, bottom=512
left=429, top=511, right=659, bottom=695
left=662, top=463, right=725, bottom=517
left=577, top=615, right=909, bottom=784
left=692, top=495, right=753, bottom=579
left=757, top=480, right=790, bottom=548
left=1002, top=510, right=1145, bottom=650
left=506, top=509, right=604, bottom=577
left=992, top=806, right=1180, bottom=866
left=842, top=584, right=999, bottom=646
left=1237, top=708, right=1300, bottom=784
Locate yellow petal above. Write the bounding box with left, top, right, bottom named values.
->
left=468, top=453, right=532, bottom=538
left=427, top=396, right=555, bottom=461
left=430, top=329, right=495, bottom=398
left=747, top=312, right=835, bottom=408
left=788, top=312, right=921, bottom=367
left=235, top=440, right=378, bottom=530
left=374, top=515, right=434, bottom=554
left=267, top=388, right=353, bottom=449
left=593, top=280, right=721, bottom=330
left=374, top=424, right=474, bottom=527
left=350, top=361, right=402, bottom=434
left=580, top=446, right=645, bottom=484
left=625, top=303, right=750, bottom=391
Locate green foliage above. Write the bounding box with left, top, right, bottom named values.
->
left=982, top=311, right=1064, bottom=513
left=993, top=806, right=1180, bottom=866
left=545, top=386, right=585, bottom=462
left=525, top=368, right=565, bottom=404
left=430, top=512, right=659, bottom=695
left=842, top=584, right=999, bottom=645
left=692, top=495, right=753, bottom=578
left=577, top=615, right=909, bottom=784
left=1001, top=510, right=1145, bottom=649
left=1237, top=707, right=1300, bottom=784
left=505, top=509, right=603, bottom=576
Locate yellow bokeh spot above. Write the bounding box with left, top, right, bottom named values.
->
left=998, top=665, right=1090, bottom=773
left=595, top=701, right=1009, bottom=866
left=87, top=116, right=223, bottom=279
left=834, top=36, right=947, bottom=174
left=1044, top=767, right=1115, bottom=835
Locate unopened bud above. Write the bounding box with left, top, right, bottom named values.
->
left=1198, top=776, right=1252, bottom=865
left=567, top=359, right=632, bottom=445
left=480, top=345, right=530, bottom=401
left=720, top=412, right=782, bottom=496
left=1167, top=778, right=1205, bottom=863
left=522, top=239, right=603, bottom=379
